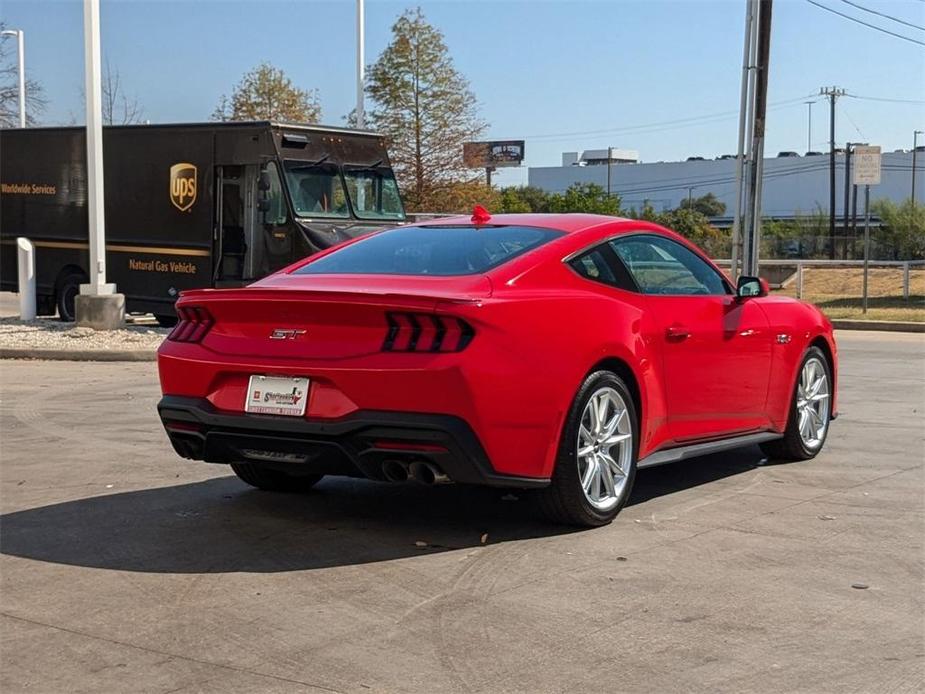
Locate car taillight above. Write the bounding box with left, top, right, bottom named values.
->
left=382, top=312, right=474, bottom=353
left=167, top=306, right=214, bottom=343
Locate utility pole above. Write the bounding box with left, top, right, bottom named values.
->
left=732, top=0, right=758, bottom=277
left=820, top=86, right=845, bottom=259
left=914, top=130, right=922, bottom=205
left=688, top=187, right=694, bottom=208
left=0, top=29, right=25, bottom=127
left=607, top=146, right=613, bottom=198
left=804, top=100, right=814, bottom=153
left=355, top=0, right=365, bottom=129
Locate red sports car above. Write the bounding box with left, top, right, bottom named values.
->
left=157, top=210, right=837, bottom=526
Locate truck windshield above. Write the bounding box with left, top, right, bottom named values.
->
left=284, top=161, right=350, bottom=219
left=343, top=166, right=405, bottom=221
left=294, top=225, right=563, bottom=276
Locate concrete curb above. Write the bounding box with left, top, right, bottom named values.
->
left=831, top=320, right=925, bottom=333
left=0, top=348, right=157, bottom=362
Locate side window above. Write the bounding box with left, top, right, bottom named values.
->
left=610, top=235, right=728, bottom=296
left=264, top=162, right=287, bottom=225
left=570, top=248, right=617, bottom=285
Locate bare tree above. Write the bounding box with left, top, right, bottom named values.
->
left=0, top=22, right=47, bottom=127
left=102, top=61, right=144, bottom=125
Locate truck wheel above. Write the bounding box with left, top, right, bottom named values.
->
left=56, top=271, right=87, bottom=322
left=230, top=462, right=323, bottom=493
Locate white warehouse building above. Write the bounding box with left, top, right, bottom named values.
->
left=528, top=150, right=922, bottom=220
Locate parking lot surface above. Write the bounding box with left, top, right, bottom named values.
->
left=1, top=331, right=923, bottom=693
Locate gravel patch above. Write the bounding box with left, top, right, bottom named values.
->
left=0, top=316, right=167, bottom=353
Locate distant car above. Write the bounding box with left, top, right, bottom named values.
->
left=777, top=151, right=800, bottom=158
left=157, top=211, right=838, bottom=527
left=716, top=154, right=736, bottom=160
left=686, top=156, right=706, bottom=161
left=805, top=151, right=823, bottom=157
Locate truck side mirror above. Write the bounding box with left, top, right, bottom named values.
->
left=257, top=198, right=271, bottom=213
left=258, top=171, right=271, bottom=192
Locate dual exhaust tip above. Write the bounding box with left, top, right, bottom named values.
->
left=382, top=459, right=449, bottom=485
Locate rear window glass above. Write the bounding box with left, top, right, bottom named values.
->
left=294, top=225, right=563, bottom=276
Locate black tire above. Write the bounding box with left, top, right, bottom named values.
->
left=761, top=346, right=832, bottom=462
left=230, top=462, right=323, bottom=493
left=55, top=271, right=87, bottom=322
left=537, top=370, right=639, bottom=527
left=155, top=314, right=178, bottom=328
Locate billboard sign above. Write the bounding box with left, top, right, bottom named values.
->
left=853, top=145, right=881, bottom=186
left=463, top=140, right=525, bottom=168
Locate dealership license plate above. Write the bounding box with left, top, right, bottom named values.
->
left=245, top=375, right=310, bottom=416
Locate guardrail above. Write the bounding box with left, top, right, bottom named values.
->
left=713, top=259, right=924, bottom=300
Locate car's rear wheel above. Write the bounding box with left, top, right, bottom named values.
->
left=538, top=371, right=638, bottom=526
left=761, top=346, right=832, bottom=462
left=230, top=462, right=324, bottom=492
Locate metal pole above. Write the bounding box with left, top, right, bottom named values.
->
left=797, top=262, right=803, bottom=299
left=355, top=0, right=365, bottom=129
left=16, top=238, right=36, bottom=320
left=743, top=0, right=771, bottom=278
left=486, top=166, right=492, bottom=189
left=731, top=0, right=756, bottom=279
left=607, top=146, right=613, bottom=198
left=862, top=184, right=870, bottom=314
left=1, top=30, right=25, bottom=127
left=913, top=131, right=922, bottom=205
left=688, top=187, right=693, bottom=208
left=805, top=100, right=813, bottom=153
left=903, top=262, right=910, bottom=301
left=828, top=90, right=836, bottom=259
left=82, top=0, right=113, bottom=297
left=843, top=143, right=851, bottom=259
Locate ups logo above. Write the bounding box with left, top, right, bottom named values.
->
left=170, top=163, right=197, bottom=212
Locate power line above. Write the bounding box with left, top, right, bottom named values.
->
left=837, top=0, right=925, bottom=32
left=805, top=0, right=925, bottom=46
left=846, top=93, right=925, bottom=104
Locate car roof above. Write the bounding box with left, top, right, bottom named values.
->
left=414, top=213, right=632, bottom=234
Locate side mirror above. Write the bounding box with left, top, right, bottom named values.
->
left=256, top=197, right=271, bottom=213
left=736, top=275, right=769, bottom=299
left=257, top=171, right=271, bottom=192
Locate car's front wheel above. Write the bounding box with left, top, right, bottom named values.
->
left=538, top=371, right=638, bottom=526
left=761, top=346, right=832, bottom=462
left=230, top=462, right=324, bottom=492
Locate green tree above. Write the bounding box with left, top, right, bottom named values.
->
left=365, top=8, right=487, bottom=211
left=212, top=62, right=320, bottom=123
left=547, top=183, right=623, bottom=215
left=497, top=186, right=551, bottom=213
left=872, top=199, right=925, bottom=260
left=679, top=192, right=726, bottom=217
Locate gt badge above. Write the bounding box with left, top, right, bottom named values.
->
left=169, top=163, right=197, bottom=212
left=269, top=328, right=307, bottom=340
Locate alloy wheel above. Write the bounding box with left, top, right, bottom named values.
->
left=796, top=357, right=830, bottom=450
left=577, top=387, right=633, bottom=510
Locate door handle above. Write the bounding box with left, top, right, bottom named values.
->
left=666, top=325, right=690, bottom=341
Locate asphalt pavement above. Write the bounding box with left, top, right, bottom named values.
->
left=0, top=331, right=922, bottom=693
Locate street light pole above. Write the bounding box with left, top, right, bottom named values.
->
left=1, top=29, right=25, bottom=127
left=355, top=0, right=365, bottom=129
left=804, top=100, right=813, bottom=153
left=913, top=130, right=922, bottom=205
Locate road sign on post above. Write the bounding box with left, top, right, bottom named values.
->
left=853, top=145, right=881, bottom=186
left=853, top=146, right=880, bottom=314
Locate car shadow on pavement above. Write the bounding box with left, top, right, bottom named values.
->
left=0, top=447, right=766, bottom=574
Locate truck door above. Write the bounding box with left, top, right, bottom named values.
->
left=215, top=164, right=252, bottom=281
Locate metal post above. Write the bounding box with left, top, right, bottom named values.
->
left=862, top=184, right=870, bottom=314
left=0, top=29, right=25, bottom=127
left=903, top=262, right=910, bottom=301
left=16, top=238, right=36, bottom=320
left=843, top=143, right=851, bottom=260
left=355, top=0, right=365, bottom=129
left=607, top=146, right=613, bottom=198
left=486, top=166, right=492, bottom=189
left=797, top=262, right=803, bottom=300
left=82, top=0, right=113, bottom=297
left=828, top=91, right=836, bottom=259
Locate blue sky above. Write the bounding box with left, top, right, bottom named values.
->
left=2, top=0, right=923, bottom=186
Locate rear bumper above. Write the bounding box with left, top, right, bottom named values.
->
left=157, top=395, right=550, bottom=489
